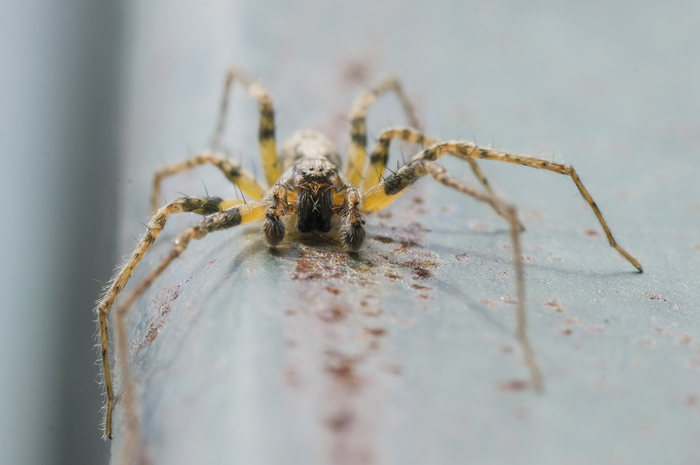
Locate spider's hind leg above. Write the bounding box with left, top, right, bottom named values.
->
left=362, top=159, right=543, bottom=391
left=211, top=66, right=280, bottom=187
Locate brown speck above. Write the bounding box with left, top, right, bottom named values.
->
left=585, top=325, right=605, bottom=334
left=544, top=300, right=564, bottom=313
left=411, top=284, right=431, bottom=291
left=677, top=334, right=694, bottom=346
left=325, top=353, right=361, bottom=389
left=365, top=327, right=387, bottom=337
left=498, top=379, right=529, bottom=391
left=318, top=305, right=348, bottom=323
left=645, top=293, right=667, bottom=301
left=633, top=338, right=655, bottom=347
left=327, top=410, right=354, bottom=432
left=207, top=258, right=219, bottom=267
left=564, top=317, right=581, bottom=326
left=135, top=284, right=181, bottom=351
left=326, top=287, right=341, bottom=295
left=583, top=228, right=602, bottom=237
left=560, top=328, right=573, bottom=335
left=499, top=346, right=514, bottom=354
left=479, top=299, right=498, bottom=308
left=454, top=253, right=472, bottom=262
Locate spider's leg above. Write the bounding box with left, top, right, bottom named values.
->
left=151, top=151, right=267, bottom=213
left=211, top=66, right=280, bottom=186
left=112, top=201, right=269, bottom=464
left=362, top=127, right=499, bottom=210
left=377, top=141, right=643, bottom=271
left=346, top=76, right=419, bottom=187
left=363, top=159, right=543, bottom=391
left=96, top=196, right=244, bottom=440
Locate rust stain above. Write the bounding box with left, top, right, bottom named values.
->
left=644, top=293, right=667, bottom=301
left=133, top=284, right=181, bottom=352
left=498, top=379, right=530, bottom=391
left=583, top=228, right=602, bottom=237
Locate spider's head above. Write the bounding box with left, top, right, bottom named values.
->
left=290, top=157, right=340, bottom=234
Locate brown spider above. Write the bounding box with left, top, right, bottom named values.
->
left=95, top=66, right=642, bottom=462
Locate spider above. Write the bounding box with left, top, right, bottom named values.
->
left=95, top=66, right=642, bottom=460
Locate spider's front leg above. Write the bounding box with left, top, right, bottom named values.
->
left=340, top=188, right=366, bottom=251
left=362, top=127, right=524, bottom=230
left=362, top=159, right=544, bottom=391
left=112, top=201, right=270, bottom=464
left=96, top=195, right=244, bottom=440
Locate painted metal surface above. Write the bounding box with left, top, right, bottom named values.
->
left=112, top=1, right=700, bottom=463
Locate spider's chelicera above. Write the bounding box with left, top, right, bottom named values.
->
left=95, top=67, right=642, bottom=459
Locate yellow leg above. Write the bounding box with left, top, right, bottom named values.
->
left=346, top=76, right=420, bottom=187
left=151, top=151, right=267, bottom=213
left=112, top=201, right=268, bottom=464
left=95, top=196, right=244, bottom=440
left=365, top=142, right=642, bottom=272
left=212, top=66, right=280, bottom=186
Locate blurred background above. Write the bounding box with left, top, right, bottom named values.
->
left=1, top=1, right=699, bottom=464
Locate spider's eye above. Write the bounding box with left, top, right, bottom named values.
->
left=309, top=167, right=315, bottom=171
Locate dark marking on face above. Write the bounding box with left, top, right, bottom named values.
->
left=297, top=188, right=333, bottom=233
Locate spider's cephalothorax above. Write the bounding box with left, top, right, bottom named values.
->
left=96, top=67, right=642, bottom=459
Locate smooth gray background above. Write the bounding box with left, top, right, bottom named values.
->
left=2, top=1, right=699, bottom=465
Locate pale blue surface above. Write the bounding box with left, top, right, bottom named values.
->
left=111, top=1, right=700, bottom=464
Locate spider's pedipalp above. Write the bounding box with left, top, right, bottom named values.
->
left=340, top=187, right=366, bottom=251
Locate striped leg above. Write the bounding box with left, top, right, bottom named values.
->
left=96, top=196, right=244, bottom=440
left=112, top=201, right=269, bottom=464
left=361, top=128, right=504, bottom=218
left=211, top=66, right=280, bottom=186
left=151, top=151, right=268, bottom=213
left=363, top=159, right=544, bottom=392
left=346, top=76, right=420, bottom=187
left=365, top=142, right=642, bottom=272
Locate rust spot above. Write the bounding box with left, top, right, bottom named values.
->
left=327, top=409, right=354, bottom=432
left=583, top=228, right=602, bottom=237
left=384, top=272, right=401, bottom=280
left=584, top=325, right=605, bottom=334
left=498, top=379, right=530, bottom=391
left=559, top=328, right=573, bottom=335
left=400, top=259, right=440, bottom=280
left=318, top=305, right=349, bottom=323
left=135, top=284, right=181, bottom=351
left=633, top=338, right=655, bottom=347
left=365, top=327, right=387, bottom=337
left=479, top=299, right=498, bottom=308
left=326, top=286, right=342, bottom=295
left=292, top=249, right=347, bottom=280
left=325, top=352, right=361, bottom=389
left=645, top=293, right=667, bottom=301
left=544, top=300, right=565, bottom=313
left=411, top=284, right=431, bottom=291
